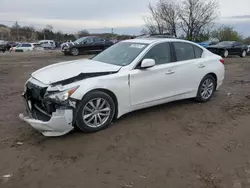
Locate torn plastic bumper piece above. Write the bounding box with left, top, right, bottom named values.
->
left=19, top=109, right=74, bottom=137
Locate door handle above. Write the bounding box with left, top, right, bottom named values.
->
left=165, top=70, right=175, bottom=75
left=198, top=64, right=206, bottom=68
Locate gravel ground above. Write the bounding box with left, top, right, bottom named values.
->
left=0, top=51, right=250, bottom=188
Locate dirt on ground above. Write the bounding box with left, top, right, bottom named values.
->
left=0, top=51, right=250, bottom=188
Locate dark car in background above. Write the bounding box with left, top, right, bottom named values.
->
left=207, top=41, right=248, bottom=58
left=0, top=41, right=20, bottom=52
left=61, top=36, right=114, bottom=56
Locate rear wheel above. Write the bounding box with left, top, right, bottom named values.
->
left=76, top=91, right=116, bottom=133
left=222, top=50, right=229, bottom=58
left=195, top=75, right=216, bottom=102
left=240, top=50, right=246, bottom=58
left=71, top=48, right=79, bottom=56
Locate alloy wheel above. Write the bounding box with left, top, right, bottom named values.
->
left=82, top=98, right=111, bottom=128
left=200, top=78, right=214, bottom=100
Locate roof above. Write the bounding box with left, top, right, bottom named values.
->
left=122, top=38, right=192, bottom=45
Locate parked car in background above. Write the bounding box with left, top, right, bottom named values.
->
left=19, top=38, right=225, bottom=136
left=39, top=40, right=56, bottom=49
left=61, top=36, right=114, bottom=56
left=0, top=41, right=20, bottom=52
left=196, top=38, right=219, bottom=48
left=0, top=40, right=7, bottom=52
left=247, top=45, right=250, bottom=55
left=207, top=41, right=248, bottom=58
left=13, top=43, right=36, bottom=52
left=32, top=43, right=45, bottom=51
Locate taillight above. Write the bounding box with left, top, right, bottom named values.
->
left=220, top=59, right=225, bottom=64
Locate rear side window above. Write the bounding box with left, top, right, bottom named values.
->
left=94, top=37, right=105, bottom=42
left=193, top=45, right=203, bottom=58
left=173, top=42, right=195, bottom=61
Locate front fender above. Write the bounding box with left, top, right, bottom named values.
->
left=70, top=74, right=131, bottom=118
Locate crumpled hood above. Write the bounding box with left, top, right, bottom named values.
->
left=31, top=59, right=121, bottom=85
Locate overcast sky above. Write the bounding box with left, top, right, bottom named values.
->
left=0, top=0, right=250, bottom=35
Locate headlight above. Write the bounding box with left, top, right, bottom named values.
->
left=47, top=86, right=79, bottom=101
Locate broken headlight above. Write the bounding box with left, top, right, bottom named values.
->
left=47, top=86, right=79, bottom=102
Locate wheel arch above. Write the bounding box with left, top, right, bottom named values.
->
left=81, top=88, right=119, bottom=119
left=205, top=72, right=218, bottom=89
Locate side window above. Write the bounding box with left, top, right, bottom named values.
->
left=173, top=42, right=195, bottom=61
left=22, top=43, right=31, bottom=47
left=94, top=37, right=104, bottom=43
left=86, top=38, right=94, bottom=44
left=193, top=45, right=203, bottom=58
left=143, top=42, right=171, bottom=65
left=234, top=42, right=241, bottom=46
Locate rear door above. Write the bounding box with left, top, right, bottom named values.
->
left=231, top=42, right=242, bottom=54
left=78, top=37, right=95, bottom=53
left=170, top=42, right=208, bottom=95
left=93, top=37, right=105, bottom=51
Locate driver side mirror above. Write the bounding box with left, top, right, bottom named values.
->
left=141, top=59, right=155, bottom=69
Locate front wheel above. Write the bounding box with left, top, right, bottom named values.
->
left=70, top=48, right=79, bottom=56
left=195, top=75, right=216, bottom=102
left=76, top=91, right=116, bottom=133
left=240, top=50, right=246, bottom=58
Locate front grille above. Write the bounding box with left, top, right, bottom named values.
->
left=25, top=82, right=52, bottom=121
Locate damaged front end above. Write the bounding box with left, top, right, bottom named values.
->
left=19, top=79, right=77, bottom=136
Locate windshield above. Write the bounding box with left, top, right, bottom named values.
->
left=92, top=42, right=148, bottom=66
left=217, top=41, right=234, bottom=46
left=74, top=37, right=88, bottom=43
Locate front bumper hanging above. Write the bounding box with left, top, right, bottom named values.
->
left=19, top=91, right=74, bottom=137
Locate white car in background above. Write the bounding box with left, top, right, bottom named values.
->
left=39, top=40, right=56, bottom=49
left=19, top=38, right=225, bottom=136
left=14, top=43, right=35, bottom=52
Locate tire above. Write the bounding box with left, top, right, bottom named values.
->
left=76, top=91, right=116, bottom=133
left=222, top=50, right=229, bottom=58
left=240, top=50, right=247, bottom=58
left=195, top=75, right=216, bottom=102
left=70, top=48, right=79, bottom=56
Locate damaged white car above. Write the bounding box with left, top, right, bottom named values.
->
left=19, top=38, right=225, bottom=136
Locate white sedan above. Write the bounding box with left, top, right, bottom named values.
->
left=19, top=38, right=225, bottom=136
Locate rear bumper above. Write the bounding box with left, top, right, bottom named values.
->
left=19, top=109, right=74, bottom=137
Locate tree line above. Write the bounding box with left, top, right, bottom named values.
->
left=143, top=0, right=250, bottom=43
left=0, top=22, right=134, bottom=42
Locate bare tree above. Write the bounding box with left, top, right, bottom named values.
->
left=179, top=0, right=219, bottom=41
left=158, top=0, right=179, bottom=37
left=0, top=27, right=10, bottom=40
left=76, top=30, right=90, bottom=38
left=144, top=3, right=165, bottom=34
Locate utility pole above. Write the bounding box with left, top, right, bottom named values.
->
left=111, top=28, right=114, bottom=40
left=15, top=21, right=19, bottom=40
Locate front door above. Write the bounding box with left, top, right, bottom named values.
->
left=129, top=42, right=176, bottom=106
